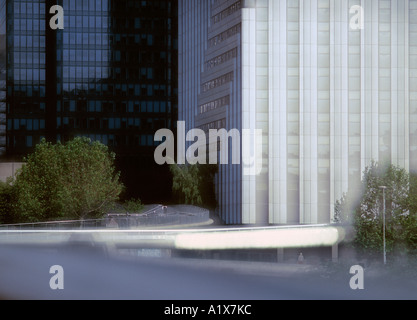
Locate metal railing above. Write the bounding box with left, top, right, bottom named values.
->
left=0, top=205, right=211, bottom=231
left=0, top=218, right=107, bottom=230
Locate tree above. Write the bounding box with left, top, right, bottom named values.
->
left=123, top=198, right=144, bottom=213
left=170, top=163, right=202, bottom=206
left=12, top=137, right=124, bottom=222
left=169, top=163, right=217, bottom=208
left=335, top=161, right=410, bottom=254
left=0, top=178, right=16, bottom=224
left=401, top=173, right=417, bottom=252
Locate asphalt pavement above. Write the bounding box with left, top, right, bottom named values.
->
left=1, top=244, right=416, bottom=300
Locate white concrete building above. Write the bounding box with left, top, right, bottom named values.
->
left=178, top=0, right=417, bottom=225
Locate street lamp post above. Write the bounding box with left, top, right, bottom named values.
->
left=379, top=186, right=387, bottom=265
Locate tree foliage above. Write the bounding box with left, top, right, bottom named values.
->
left=123, top=198, right=144, bottom=213
left=335, top=161, right=417, bottom=255
left=170, top=164, right=202, bottom=206
left=12, top=137, right=124, bottom=222
left=169, top=163, right=217, bottom=208
left=0, top=178, right=16, bottom=224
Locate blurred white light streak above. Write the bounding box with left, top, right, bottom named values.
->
left=174, top=226, right=343, bottom=250
left=0, top=225, right=345, bottom=250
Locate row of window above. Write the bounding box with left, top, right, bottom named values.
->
left=12, top=0, right=171, bottom=17
left=9, top=116, right=169, bottom=131
left=9, top=118, right=45, bottom=131
left=7, top=99, right=173, bottom=115
left=12, top=70, right=171, bottom=85
left=198, top=119, right=227, bottom=133
left=8, top=133, right=161, bottom=149
left=62, top=0, right=170, bottom=12
left=12, top=1, right=47, bottom=15
left=202, top=72, right=234, bottom=93
left=64, top=15, right=109, bottom=30
left=58, top=100, right=171, bottom=114
left=13, top=69, right=45, bottom=82
left=13, top=52, right=45, bottom=65
left=62, top=17, right=171, bottom=33
left=57, top=117, right=167, bottom=130
left=66, top=82, right=171, bottom=94
left=59, top=46, right=172, bottom=64
left=10, top=16, right=170, bottom=33
left=9, top=86, right=46, bottom=98
left=8, top=135, right=35, bottom=148
left=206, top=48, right=237, bottom=71
left=62, top=33, right=108, bottom=47
left=13, top=51, right=169, bottom=66
left=11, top=23, right=170, bottom=47
left=70, top=134, right=159, bottom=148
left=199, top=95, right=230, bottom=115
left=12, top=35, right=45, bottom=48
left=61, top=50, right=109, bottom=63
left=61, top=83, right=173, bottom=96
left=208, top=24, right=241, bottom=48
left=62, top=33, right=169, bottom=47
left=61, top=66, right=109, bottom=81
left=211, top=0, right=242, bottom=25
left=12, top=19, right=46, bottom=32
left=63, top=0, right=109, bottom=12
left=63, top=33, right=160, bottom=47
left=83, top=134, right=159, bottom=148
left=11, top=17, right=172, bottom=38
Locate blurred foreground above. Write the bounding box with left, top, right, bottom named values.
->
left=1, top=237, right=417, bottom=300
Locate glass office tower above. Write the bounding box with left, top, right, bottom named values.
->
left=0, top=0, right=7, bottom=156
left=0, top=32, right=5, bottom=157
left=5, top=0, right=178, bottom=201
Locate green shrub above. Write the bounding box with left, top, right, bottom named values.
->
left=123, top=198, right=144, bottom=213
left=13, top=137, right=124, bottom=222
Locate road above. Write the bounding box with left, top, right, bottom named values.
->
left=1, top=243, right=416, bottom=300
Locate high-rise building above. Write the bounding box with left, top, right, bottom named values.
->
left=0, top=0, right=5, bottom=156
left=0, top=33, right=5, bottom=157
left=5, top=0, right=178, bottom=201
left=179, top=0, right=417, bottom=225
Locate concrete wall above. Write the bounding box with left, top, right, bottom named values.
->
left=0, top=163, right=24, bottom=182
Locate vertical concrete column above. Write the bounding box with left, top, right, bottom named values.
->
left=299, top=0, right=318, bottom=224
left=242, top=3, right=258, bottom=224
left=268, top=0, right=288, bottom=224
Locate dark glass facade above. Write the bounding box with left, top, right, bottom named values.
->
left=0, top=33, right=5, bottom=156
left=0, top=0, right=5, bottom=156
left=5, top=0, right=178, bottom=202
